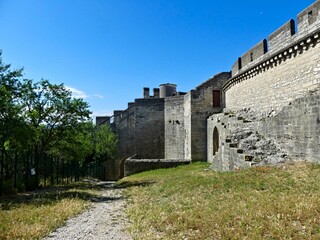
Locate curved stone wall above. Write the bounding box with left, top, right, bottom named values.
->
left=226, top=1, right=320, bottom=115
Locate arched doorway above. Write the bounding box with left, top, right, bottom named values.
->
left=213, top=127, right=219, bottom=156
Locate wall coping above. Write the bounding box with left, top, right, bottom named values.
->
left=223, top=29, right=320, bottom=92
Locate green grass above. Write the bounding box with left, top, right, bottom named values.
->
left=119, top=161, right=320, bottom=240
left=0, top=180, right=105, bottom=240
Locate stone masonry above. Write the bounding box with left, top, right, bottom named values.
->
left=98, top=1, right=320, bottom=177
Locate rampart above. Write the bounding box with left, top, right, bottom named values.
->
left=208, top=1, right=320, bottom=171
left=134, top=98, right=165, bottom=159
left=226, top=1, right=320, bottom=115
left=99, top=1, right=320, bottom=178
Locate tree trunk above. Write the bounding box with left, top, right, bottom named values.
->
left=0, top=150, right=4, bottom=196
left=14, top=151, right=17, bottom=189
left=50, top=156, right=54, bottom=186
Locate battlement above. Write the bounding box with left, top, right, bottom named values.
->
left=231, top=1, right=320, bottom=78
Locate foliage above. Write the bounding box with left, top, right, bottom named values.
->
left=120, top=161, right=320, bottom=240
left=94, top=124, right=118, bottom=162
left=0, top=51, right=118, bottom=194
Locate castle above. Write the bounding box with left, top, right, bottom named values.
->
left=97, top=1, right=320, bottom=179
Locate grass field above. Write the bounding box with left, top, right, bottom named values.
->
left=119, top=161, right=320, bottom=240
left=0, top=180, right=103, bottom=240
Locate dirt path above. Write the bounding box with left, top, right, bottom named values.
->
left=44, top=182, right=132, bottom=240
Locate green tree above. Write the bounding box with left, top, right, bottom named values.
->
left=19, top=79, right=91, bottom=186
left=0, top=52, right=26, bottom=194
left=94, top=124, right=118, bottom=162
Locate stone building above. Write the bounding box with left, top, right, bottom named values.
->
left=98, top=1, right=320, bottom=178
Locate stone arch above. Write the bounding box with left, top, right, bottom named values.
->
left=213, top=127, right=219, bottom=156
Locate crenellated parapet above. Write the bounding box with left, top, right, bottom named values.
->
left=226, top=31, right=320, bottom=91
left=228, top=1, right=320, bottom=91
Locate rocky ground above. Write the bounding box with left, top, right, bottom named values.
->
left=44, top=181, right=132, bottom=240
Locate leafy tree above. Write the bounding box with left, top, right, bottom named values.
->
left=94, top=124, right=118, bottom=162
left=0, top=51, right=119, bottom=193
left=19, top=79, right=91, bottom=186
left=0, top=52, right=27, bottom=194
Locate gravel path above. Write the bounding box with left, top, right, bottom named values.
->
left=44, top=181, right=132, bottom=240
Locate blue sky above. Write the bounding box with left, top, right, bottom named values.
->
left=0, top=0, right=316, bottom=117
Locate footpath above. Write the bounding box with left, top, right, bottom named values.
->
left=44, top=181, right=132, bottom=240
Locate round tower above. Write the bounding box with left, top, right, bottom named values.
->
left=159, top=83, right=177, bottom=98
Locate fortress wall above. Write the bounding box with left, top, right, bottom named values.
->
left=259, top=92, right=320, bottom=163
left=226, top=1, right=320, bottom=115
left=188, top=72, right=230, bottom=161
left=231, top=1, right=320, bottom=79
left=183, top=92, right=192, bottom=160
left=116, top=105, right=135, bottom=159
left=134, top=98, right=165, bottom=159
left=297, top=1, right=320, bottom=35
left=268, top=19, right=296, bottom=54
left=164, top=96, right=185, bottom=159
left=232, top=40, right=268, bottom=76
left=226, top=41, right=320, bottom=114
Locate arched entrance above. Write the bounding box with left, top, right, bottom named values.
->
left=213, top=127, right=219, bottom=156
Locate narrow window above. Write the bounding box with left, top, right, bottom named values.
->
left=212, top=90, right=221, bottom=107
left=213, top=127, right=219, bottom=156
left=238, top=57, right=242, bottom=70
left=308, top=11, right=313, bottom=24
left=250, top=52, right=253, bottom=62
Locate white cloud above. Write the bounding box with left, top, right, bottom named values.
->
left=93, top=93, right=104, bottom=99
left=65, top=86, right=89, bottom=99
left=91, top=110, right=113, bottom=117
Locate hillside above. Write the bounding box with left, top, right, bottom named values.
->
left=119, top=161, right=320, bottom=239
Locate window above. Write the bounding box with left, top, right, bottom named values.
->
left=238, top=57, right=242, bottom=70
left=212, top=90, right=221, bottom=107
left=308, top=11, right=313, bottom=24
left=213, top=127, right=219, bottom=156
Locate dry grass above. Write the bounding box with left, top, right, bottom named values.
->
left=119, top=161, right=320, bottom=240
left=0, top=181, right=104, bottom=240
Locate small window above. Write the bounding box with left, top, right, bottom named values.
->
left=308, top=11, right=313, bottom=24
left=212, top=90, right=221, bottom=107
left=250, top=53, right=253, bottom=62
left=238, top=57, right=242, bottom=70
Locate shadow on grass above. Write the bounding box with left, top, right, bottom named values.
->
left=0, top=180, right=122, bottom=210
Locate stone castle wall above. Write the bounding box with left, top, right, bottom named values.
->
left=113, top=106, right=135, bottom=160
left=164, top=96, right=185, bottom=159
left=134, top=98, right=165, bottom=159
left=208, top=1, right=320, bottom=171
left=226, top=1, right=320, bottom=115
left=99, top=1, right=320, bottom=177
left=260, top=91, right=320, bottom=163
left=188, top=72, right=231, bottom=161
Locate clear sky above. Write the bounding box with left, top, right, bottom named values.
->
left=0, top=0, right=316, bottom=117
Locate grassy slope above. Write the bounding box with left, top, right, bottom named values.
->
left=119, top=162, right=320, bottom=240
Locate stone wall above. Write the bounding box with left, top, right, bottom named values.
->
left=114, top=106, right=135, bottom=159
left=260, top=90, right=320, bottom=163
left=183, top=92, right=192, bottom=160
left=134, top=98, right=165, bottom=159
left=124, top=158, right=190, bottom=176
left=164, top=96, right=185, bottom=159
left=226, top=1, right=320, bottom=115
left=208, top=90, right=320, bottom=171
left=188, top=72, right=231, bottom=161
